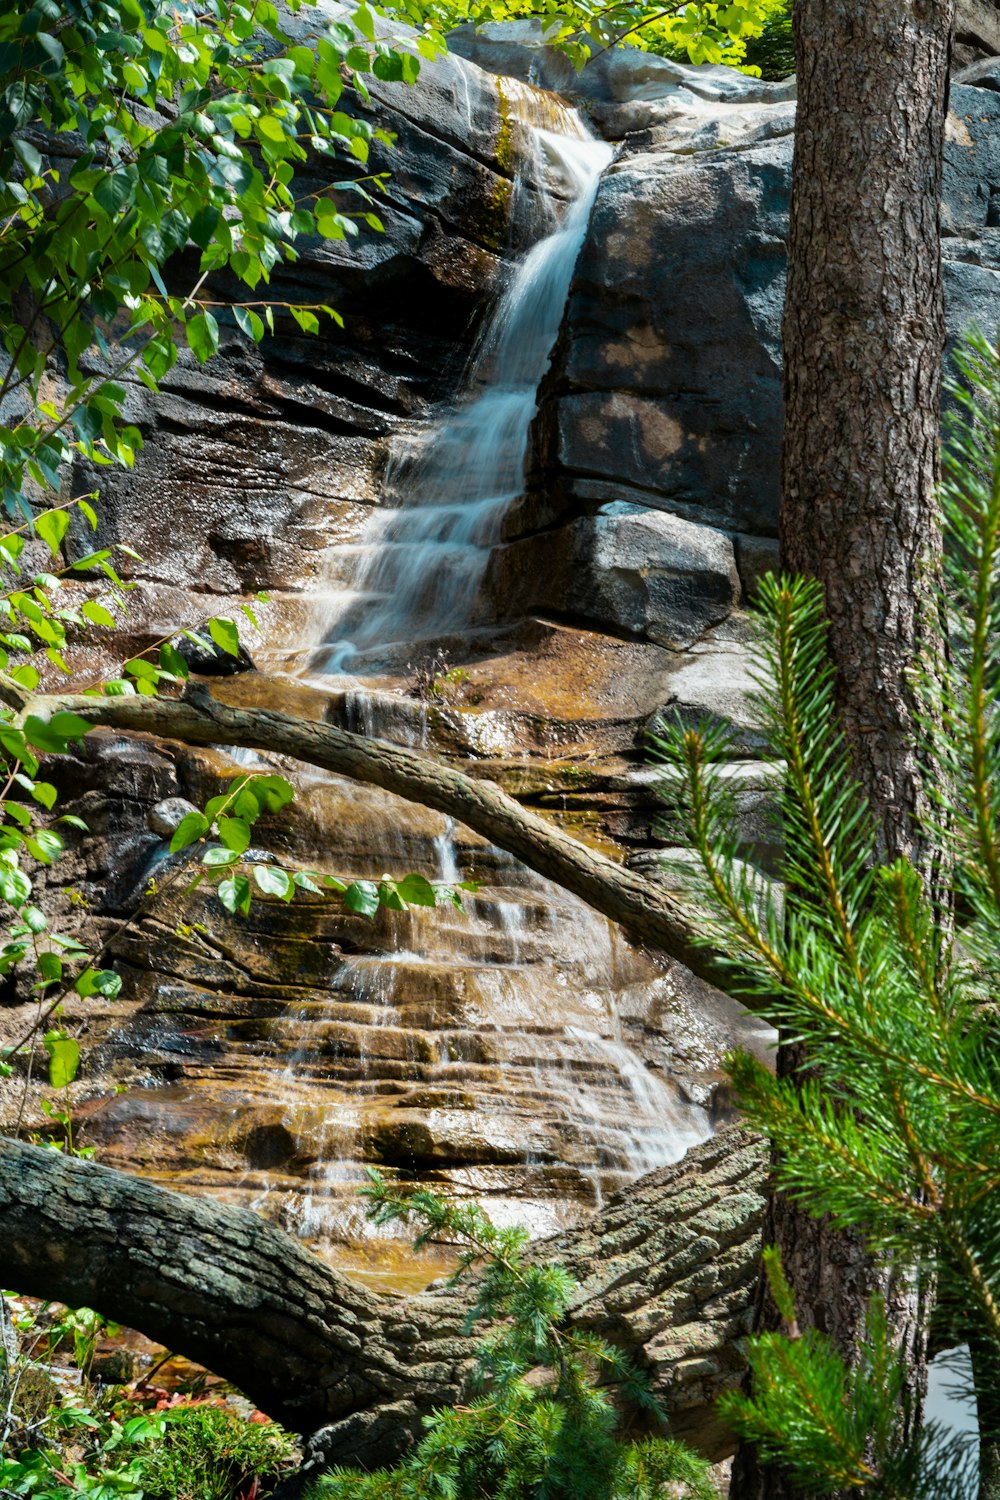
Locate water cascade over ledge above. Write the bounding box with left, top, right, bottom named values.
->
left=311, top=95, right=614, bottom=673
left=267, top=90, right=715, bottom=1262
left=76, top=87, right=721, bottom=1284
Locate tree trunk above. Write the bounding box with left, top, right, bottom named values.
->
left=0, top=1125, right=767, bottom=1470
left=780, top=0, right=952, bottom=874
left=731, top=2, right=955, bottom=1497
left=0, top=680, right=720, bottom=987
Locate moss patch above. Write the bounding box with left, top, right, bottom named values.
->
left=482, top=78, right=515, bottom=250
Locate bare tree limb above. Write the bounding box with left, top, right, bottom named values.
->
left=10, top=680, right=724, bottom=988
left=0, top=1125, right=766, bottom=1466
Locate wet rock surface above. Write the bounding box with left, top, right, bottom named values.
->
left=8, top=21, right=1000, bottom=1335
left=4, top=709, right=776, bottom=1277
left=524, top=80, right=1000, bottom=566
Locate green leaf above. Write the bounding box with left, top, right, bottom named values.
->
left=3, top=801, right=31, bottom=829
left=396, top=873, right=438, bottom=907
left=14, top=137, right=41, bottom=175
left=30, top=782, right=58, bottom=810
left=208, top=616, right=240, bottom=657
left=169, top=811, right=210, bottom=851
left=0, top=727, right=26, bottom=760
left=202, top=845, right=239, bottom=866
left=49, top=712, right=94, bottom=743
left=218, top=873, right=252, bottom=916
left=10, top=664, right=39, bottom=691
left=378, top=878, right=406, bottom=911
left=232, top=785, right=261, bottom=819
left=158, top=642, right=190, bottom=679
left=290, top=306, right=319, bottom=335
left=233, top=305, right=265, bottom=342
left=217, top=816, right=251, bottom=854
left=0, top=861, right=31, bottom=907
left=25, top=829, right=62, bottom=864
left=82, top=600, right=116, bottom=628
left=23, top=716, right=69, bottom=755
left=93, top=169, right=134, bottom=216
left=35, top=507, right=70, bottom=557
left=253, top=864, right=294, bottom=900
left=344, top=879, right=379, bottom=918
left=44, top=1032, right=80, bottom=1090
left=186, top=310, right=220, bottom=364
left=38, top=950, right=62, bottom=983
left=248, top=775, right=294, bottom=813
left=75, top=967, right=122, bottom=1000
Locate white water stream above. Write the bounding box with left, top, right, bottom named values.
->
left=273, top=93, right=711, bottom=1251
left=311, top=114, right=614, bottom=672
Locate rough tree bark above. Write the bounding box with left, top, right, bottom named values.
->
left=0, top=1125, right=767, bottom=1470
left=0, top=679, right=720, bottom=986
left=730, top=2, right=956, bottom=1498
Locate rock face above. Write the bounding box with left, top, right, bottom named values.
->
left=66, top=26, right=575, bottom=662
left=8, top=25, right=1000, bottom=1460
left=6, top=709, right=777, bottom=1283
left=519, top=79, right=1000, bottom=569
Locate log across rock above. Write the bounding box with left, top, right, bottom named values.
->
left=0, top=1125, right=766, bottom=1468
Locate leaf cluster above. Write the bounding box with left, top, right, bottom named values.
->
left=0, top=0, right=424, bottom=522
left=383, top=0, right=787, bottom=74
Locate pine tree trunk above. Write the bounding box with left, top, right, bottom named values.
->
left=730, top=1, right=955, bottom=1496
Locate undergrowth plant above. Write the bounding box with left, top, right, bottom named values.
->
left=648, top=329, right=1000, bottom=1495
left=0, top=1292, right=297, bottom=1499
left=309, top=1173, right=719, bottom=1500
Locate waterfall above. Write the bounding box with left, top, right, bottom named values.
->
left=258, top=95, right=712, bottom=1264
left=310, top=114, right=614, bottom=673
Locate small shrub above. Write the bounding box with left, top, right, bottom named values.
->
left=134, top=1405, right=296, bottom=1500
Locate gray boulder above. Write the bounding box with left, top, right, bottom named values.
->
left=564, top=502, right=741, bottom=649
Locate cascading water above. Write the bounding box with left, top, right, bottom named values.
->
left=74, top=80, right=728, bottom=1293
left=310, top=114, right=614, bottom=673
left=239, top=91, right=712, bottom=1265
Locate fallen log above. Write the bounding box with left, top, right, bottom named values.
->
left=0, top=679, right=722, bottom=988
left=0, top=1124, right=766, bottom=1468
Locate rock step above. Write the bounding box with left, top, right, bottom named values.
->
left=173, top=1061, right=695, bottom=1128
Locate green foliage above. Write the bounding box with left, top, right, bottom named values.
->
left=136, top=1404, right=296, bottom=1500
left=648, top=330, right=1000, bottom=1495
left=724, top=1260, right=975, bottom=1500
left=0, top=0, right=423, bottom=523
left=309, top=1175, right=719, bottom=1500
left=1, top=1396, right=294, bottom=1500
left=384, top=0, right=785, bottom=72
left=1, top=1296, right=295, bottom=1500
left=739, top=0, right=793, bottom=79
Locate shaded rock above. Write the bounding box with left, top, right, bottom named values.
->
left=655, top=636, right=766, bottom=754
left=564, top=503, right=740, bottom=649
left=90, top=1350, right=141, bottom=1385
left=956, top=55, right=1000, bottom=89
left=524, top=81, right=1000, bottom=567
left=732, top=533, right=780, bottom=602
left=148, top=797, right=200, bottom=838
left=953, top=0, right=1000, bottom=65
left=529, top=137, right=791, bottom=542
left=175, top=633, right=256, bottom=676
